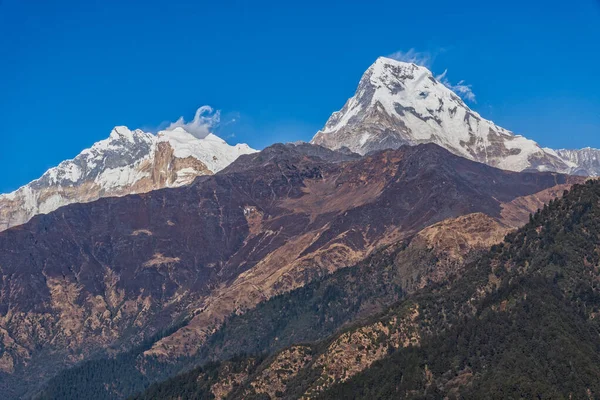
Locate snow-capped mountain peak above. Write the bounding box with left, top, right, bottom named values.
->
left=0, top=125, right=257, bottom=232
left=555, top=147, right=600, bottom=176
left=156, top=127, right=255, bottom=174
left=109, top=125, right=138, bottom=142
left=312, top=56, right=575, bottom=174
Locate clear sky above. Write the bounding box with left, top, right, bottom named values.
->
left=1, top=0, right=599, bottom=193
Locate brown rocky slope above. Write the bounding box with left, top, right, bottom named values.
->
left=134, top=181, right=600, bottom=400
left=0, top=143, right=582, bottom=397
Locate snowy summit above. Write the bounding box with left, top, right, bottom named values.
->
left=312, top=57, right=597, bottom=175
left=0, top=119, right=256, bottom=231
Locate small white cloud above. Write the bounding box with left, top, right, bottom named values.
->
left=387, top=49, right=433, bottom=68
left=166, top=106, right=220, bottom=138
left=435, top=69, right=476, bottom=102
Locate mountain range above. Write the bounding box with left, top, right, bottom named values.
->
left=2, top=57, right=598, bottom=235
left=0, top=143, right=581, bottom=399
left=0, top=56, right=599, bottom=399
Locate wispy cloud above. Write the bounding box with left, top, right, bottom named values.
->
left=387, top=48, right=434, bottom=68
left=387, top=48, right=475, bottom=102
left=435, top=69, right=476, bottom=102
left=166, top=106, right=220, bottom=138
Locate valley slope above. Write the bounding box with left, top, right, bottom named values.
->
left=131, top=179, right=600, bottom=400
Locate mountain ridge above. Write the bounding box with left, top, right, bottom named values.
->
left=0, top=125, right=256, bottom=232
left=0, top=55, right=598, bottom=400
left=3, top=56, right=598, bottom=233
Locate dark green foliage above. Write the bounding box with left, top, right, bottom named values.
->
left=34, top=320, right=190, bottom=400
left=197, top=241, right=414, bottom=360
left=128, top=356, right=262, bottom=400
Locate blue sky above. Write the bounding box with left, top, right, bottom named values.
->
left=0, top=0, right=599, bottom=193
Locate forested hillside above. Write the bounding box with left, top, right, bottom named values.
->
left=34, top=232, right=438, bottom=399
left=36, top=209, right=505, bottom=399
left=321, top=179, right=600, bottom=398
left=130, top=180, right=600, bottom=399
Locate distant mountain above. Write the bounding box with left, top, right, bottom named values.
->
left=312, top=57, right=598, bottom=177
left=555, top=147, right=600, bottom=176
left=0, top=143, right=577, bottom=399
left=0, top=126, right=256, bottom=232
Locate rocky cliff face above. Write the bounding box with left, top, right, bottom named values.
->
left=311, top=57, right=597, bottom=176
left=0, top=126, right=256, bottom=232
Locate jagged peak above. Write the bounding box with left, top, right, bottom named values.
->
left=311, top=57, right=579, bottom=175
left=373, top=56, right=429, bottom=71
left=368, top=57, right=433, bottom=84
left=109, top=125, right=136, bottom=142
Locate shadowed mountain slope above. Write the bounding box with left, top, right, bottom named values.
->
left=131, top=180, right=600, bottom=400
left=0, top=143, right=580, bottom=398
